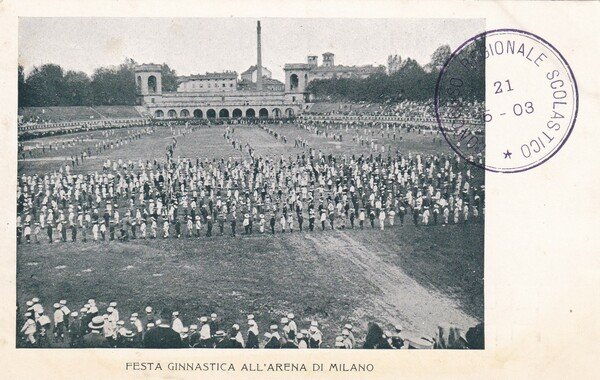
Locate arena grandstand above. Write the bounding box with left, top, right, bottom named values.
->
left=18, top=105, right=145, bottom=124
left=305, top=100, right=484, bottom=122
left=18, top=106, right=150, bottom=141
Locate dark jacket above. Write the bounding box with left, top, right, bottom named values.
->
left=82, top=331, right=111, bottom=348
left=246, top=330, right=259, bottom=348
left=143, top=325, right=184, bottom=348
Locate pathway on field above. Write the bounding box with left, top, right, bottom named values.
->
left=305, top=232, right=479, bottom=335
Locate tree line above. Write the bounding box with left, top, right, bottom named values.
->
left=307, top=44, right=485, bottom=103
left=18, top=59, right=178, bottom=107
left=18, top=44, right=484, bottom=107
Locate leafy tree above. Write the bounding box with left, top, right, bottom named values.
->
left=308, top=57, right=437, bottom=103
left=63, top=70, right=92, bottom=106
left=90, top=59, right=137, bottom=105
left=18, top=65, right=27, bottom=107
left=427, top=44, right=452, bottom=72
left=161, top=64, right=178, bottom=92
left=23, top=64, right=65, bottom=106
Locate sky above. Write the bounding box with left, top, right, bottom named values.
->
left=19, top=18, right=484, bottom=81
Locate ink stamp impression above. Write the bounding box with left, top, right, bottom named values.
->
left=435, top=29, right=578, bottom=173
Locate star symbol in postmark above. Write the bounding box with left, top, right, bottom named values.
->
left=503, top=150, right=512, bottom=159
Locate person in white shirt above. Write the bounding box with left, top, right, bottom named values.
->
left=171, top=311, right=184, bottom=334
left=37, top=311, right=52, bottom=347
left=388, top=209, right=396, bottom=226
left=287, top=313, right=297, bottom=338
left=130, top=313, right=143, bottom=333
left=199, top=317, right=212, bottom=348
left=378, top=210, right=386, bottom=230
left=20, top=312, right=37, bottom=346
left=280, top=214, right=286, bottom=233
left=53, top=303, right=65, bottom=341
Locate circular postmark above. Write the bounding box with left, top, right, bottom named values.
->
left=435, top=29, right=578, bottom=173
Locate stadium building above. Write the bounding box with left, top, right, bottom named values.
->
left=303, top=52, right=386, bottom=81
left=135, top=21, right=311, bottom=120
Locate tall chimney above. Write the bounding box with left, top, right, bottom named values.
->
left=256, top=21, right=263, bottom=91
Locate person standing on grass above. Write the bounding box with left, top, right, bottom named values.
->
left=109, top=220, right=115, bottom=241
left=171, top=311, right=183, bottom=334
left=20, top=312, right=37, bottom=347
left=243, top=213, right=250, bottom=234
left=287, top=214, right=294, bottom=233
left=186, top=216, right=193, bottom=237
left=297, top=212, right=304, bottom=232
left=143, top=309, right=184, bottom=348
left=279, top=213, right=286, bottom=233
left=37, top=311, right=52, bottom=347
left=259, top=214, right=265, bottom=233
left=246, top=318, right=259, bottom=348
left=422, top=206, right=430, bottom=225
left=175, top=218, right=181, bottom=238
left=369, top=210, right=376, bottom=228
left=378, top=209, right=386, bottom=230
left=163, top=219, right=169, bottom=238
left=68, top=312, right=82, bottom=348
left=83, top=316, right=110, bottom=348
left=53, top=303, right=65, bottom=342
left=309, top=324, right=322, bottom=348
left=33, top=222, right=41, bottom=244
left=270, top=214, right=276, bottom=235
left=218, top=213, right=225, bottom=235
left=388, top=208, right=396, bottom=226
left=198, top=316, right=211, bottom=348
left=70, top=220, right=77, bottom=242
left=140, top=219, right=147, bottom=239
left=227, top=215, right=233, bottom=237
left=150, top=217, right=157, bottom=238
left=358, top=208, right=365, bottom=229
left=57, top=220, right=64, bottom=242
left=195, top=216, right=202, bottom=237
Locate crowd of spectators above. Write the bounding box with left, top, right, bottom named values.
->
left=18, top=297, right=484, bottom=349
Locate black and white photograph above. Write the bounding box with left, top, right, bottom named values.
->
left=16, top=17, right=487, bottom=350
left=2, top=0, right=599, bottom=378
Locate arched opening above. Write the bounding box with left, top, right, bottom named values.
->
left=180, top=109, right=190, bottom=118
left=206, top=109, right=216, bottom=119
left=232, top=109, right=243, bottom=118
left=136, top=76, right=142, bottom=93
left=245, top=109, right=256, bottom=118
left=167, top=109, right=177, bottom=118
left=148, top=75, right=157, bottom=93
left=285, top=108, right=295, bottom=118
left=290, top=74, right=299, bottom=90
left=219, top=109, right=230, bottom=118
left=259, top=108, right=269, bottom=118
left=154, top=110, right=164, bottom=118
left=272, top=108, right=282, bottom=118
left=193, top=109, right=203, bottom=118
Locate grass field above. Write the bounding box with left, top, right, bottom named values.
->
left=17, top=121, right=484, bottom=347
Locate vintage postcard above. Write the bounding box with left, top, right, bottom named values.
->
left=1, top=0, right=598, bottom=379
